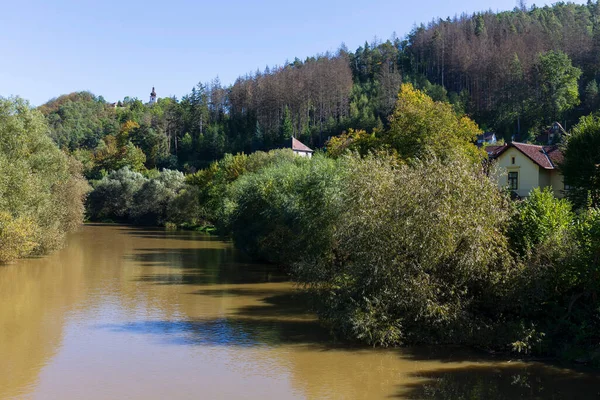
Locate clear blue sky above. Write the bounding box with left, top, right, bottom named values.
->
left=0, top=0, right=587, bottom=106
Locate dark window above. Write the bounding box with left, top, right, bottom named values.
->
left=508, top=172, right=518, bottom=190
left=511, top=157, right=515, bottom=165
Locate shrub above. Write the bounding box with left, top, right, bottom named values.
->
left=225, top=153, right=346, bottom=265
left=508, top=187, right=574, bottom=258
left=87, top=167, right=200, bottom=227
left=131, top=169, right=186, bottom=225
left=0, top=97, right=89, bottom=262
left=293, top=154, right=514, bottom=346
left=87, top=167, right=147, bottom=221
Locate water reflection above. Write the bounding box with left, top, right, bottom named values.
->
left=1, top=225, right=599, bottom=400
left=396, top=364, right=600, bottom=399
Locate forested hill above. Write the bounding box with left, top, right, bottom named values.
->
left=40, top=1, right=599, bottom=175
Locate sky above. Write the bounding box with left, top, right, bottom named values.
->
left=0, top=0, right=588, bottom=106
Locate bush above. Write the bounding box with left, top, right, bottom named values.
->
left=0, top=97, right=89, bottom=262
left=508, top=187, right=574, bottom=258
left=224, top=153, right=346, bottom=264
left=87, top=167, right=200, bottom=227
left=87, top=167, right=147, bottom=221
left=292, top=154, right=514, bottom=346
left=187, top=149, right=297, bottom=226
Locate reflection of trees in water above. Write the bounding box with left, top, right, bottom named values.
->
left=0, top=235, right=87, bottom=399
left=395, top=364, right=600, bottom=399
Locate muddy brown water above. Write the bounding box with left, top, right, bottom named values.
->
left=1, top=224, right=600, bottom=399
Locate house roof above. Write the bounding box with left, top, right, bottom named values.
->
left=292, top=137, right=314, bottom=153
left=485, top=145, right=504, bottom=156
left=534, top=122, right=567, bottom=144
left=493, top=142, right=563, bottom=169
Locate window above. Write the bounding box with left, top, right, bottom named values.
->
left=511, top=157, right=515, bottom=165
left=508, top=172, right=518, bottom=190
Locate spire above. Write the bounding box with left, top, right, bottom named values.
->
left=149, top=87, right=157, bottom=104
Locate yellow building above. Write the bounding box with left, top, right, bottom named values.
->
left=489, top=142, right=565, bottom=198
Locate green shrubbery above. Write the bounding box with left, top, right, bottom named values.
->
left=224, top=153, right=346, bottom=264
left=197, top=150, right=600, bottom=356
left=87, top=167, right=201, bottom=227
left=0, top=97, right=89, bottom=262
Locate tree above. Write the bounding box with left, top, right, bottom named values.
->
left=561, top=115, right=600, bottom=208
left=0, top=97, right=88, bottom=262
left=385, top=84, right=483, bottom=162
left=279, top=106, right=293, bottom=141
left=532, top=51, right=582, bottom=123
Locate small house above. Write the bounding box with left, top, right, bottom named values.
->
left=491, top=142, right=565, bottom=198
left=477, top=132, right=497, bottom=146
left=291, top=137, right=314, bottom=158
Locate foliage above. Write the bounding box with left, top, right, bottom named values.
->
left=325, top=129, right=381, bottom=158
left=508, top=187, right=573, bottom=257
left=86, top=167, right=201, bottom=227
left=385, top=84, right=484, bottom=163
left=292, top=154, right=513, bottom=346
left=224, top=154, right=346, bottom=264
left=531, top=51, right=582, bottom=123
left=562, top=115, right=600, bottom=208
left=186, top=149, right=297, bottom=225
left=0, top=97, right=89, bottom=262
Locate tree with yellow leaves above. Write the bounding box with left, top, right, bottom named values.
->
left=386, top=84, right=484, bottom=163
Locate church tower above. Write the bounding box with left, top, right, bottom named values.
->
left=149, top=87, right=157, bottom=104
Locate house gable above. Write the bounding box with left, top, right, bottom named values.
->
left=492, top=142, right=565, bottom=198
left=495, top=147, right=540, bottom=198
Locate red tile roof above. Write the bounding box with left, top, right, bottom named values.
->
left=485, top=145, right=504, bottom=156
left=544, top=145, right=564, bottom=166
left=292, top=137, right=314, bottom=153
left=494, top=142, right=563, bottom=169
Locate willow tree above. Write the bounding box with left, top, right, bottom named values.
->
left=0, top=97, right=89, bottom=262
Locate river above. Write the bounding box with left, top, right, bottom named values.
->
left=1, top=224, right=599, bottom=399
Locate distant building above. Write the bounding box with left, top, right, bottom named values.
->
left=476, top=132, right=497, bottom=146
left=291, top=137, right=314, bottom=158
left=535, top=121, right=567, bottom=145
left=149, top=87, right=157, bottom=104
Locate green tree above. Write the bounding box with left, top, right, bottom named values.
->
left=0, top=97, right=89, bottom=262
left=532, top=51, right=581, bottom=122
left=561, top=115, right=600, bottom=208
left=279, top=106, right=293, bottom=141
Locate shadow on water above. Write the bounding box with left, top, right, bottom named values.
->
left=96, top=317, right=329, bottom=348
left=127, top=247, right=288, bottom=285
left=96, top=291, right=331, bottom=347
left=124, top=226, right=223, bottom=242
left=116, top=231, right=600, bottom=398
left=392, top=363, right=600, bottom=399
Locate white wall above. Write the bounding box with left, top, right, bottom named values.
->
left=495, top=147, right=540, bottom=197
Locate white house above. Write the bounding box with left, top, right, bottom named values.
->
left=490, top=142, right=565, bottom=198
left=291, top=137, right=314, bottom=158
left=477, top=132, right=497, bottom=146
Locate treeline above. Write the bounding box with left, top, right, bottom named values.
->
left=0, top=98, right=88, bottom=262
left=405, top=1, right=598, bottom=136
left=40, top=2, right=600, bottom=174
left=40, top=54, right=356, bottom=176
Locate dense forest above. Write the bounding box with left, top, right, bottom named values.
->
left=38, top=1, right=600, bottom=175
